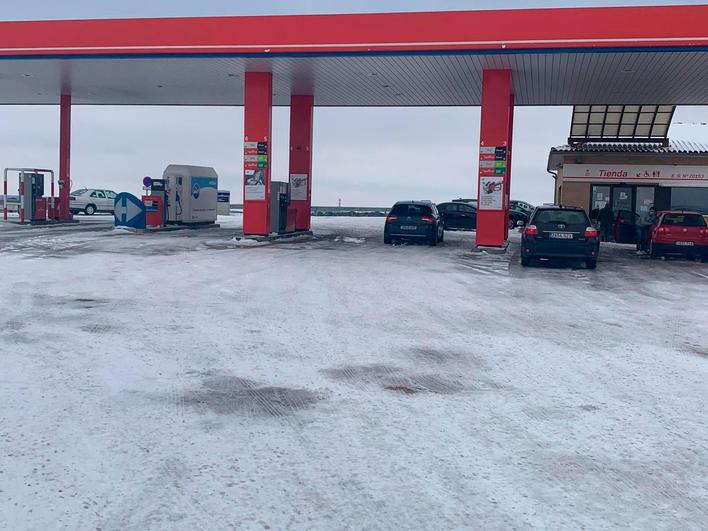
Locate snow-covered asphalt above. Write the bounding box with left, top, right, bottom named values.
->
left=1, top=215, right=707, bottom=530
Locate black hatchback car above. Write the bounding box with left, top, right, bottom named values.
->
left=384, top=201, right=444, bottom=245
left=439, top=201, right=528, bottom=231
left=438, top=201, right=477, bottom=231
left=521, top=206, right=600, bottom=268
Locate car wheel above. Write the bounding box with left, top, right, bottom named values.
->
left=521, top=256, right=531, bottom=267
left=428, top=228, right=438, bottom=246
left=438, top=226, right=444, bottom=243
left=586, top=259, right=597, bottom=270
left=384, top=233, right=392, bottom=245
left=84, top=204, right=96, bottom=216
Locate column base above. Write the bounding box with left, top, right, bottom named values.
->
left=471, top=241, right=509, bottom=254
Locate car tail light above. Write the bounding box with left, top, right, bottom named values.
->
left=584, top=227, right=598, bottom=238
left=386, top=214, right=397, bottom=223
left=657, top=226, right=667, bottom=234
left=523, top=225, right=538, bottom=236
left=421, top=215, right=435, bottom=224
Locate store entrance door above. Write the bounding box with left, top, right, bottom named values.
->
left=612, top=186, right=635, bottom=243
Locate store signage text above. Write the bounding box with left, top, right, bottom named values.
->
left=563, top=164, right=708, bottom=182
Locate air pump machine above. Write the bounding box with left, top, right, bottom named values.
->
left=142, top=165, right=219, bottom=227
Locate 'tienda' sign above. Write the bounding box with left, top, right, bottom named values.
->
left=563, top=164, right=708, bottom=182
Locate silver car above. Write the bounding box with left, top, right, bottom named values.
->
left=70, top=189, right=117, bottom=215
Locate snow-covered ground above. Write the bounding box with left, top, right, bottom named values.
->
left=1, top=215, right=707, bottom=530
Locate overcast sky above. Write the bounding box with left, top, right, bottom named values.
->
left=1, top=0, right=707, bottom=206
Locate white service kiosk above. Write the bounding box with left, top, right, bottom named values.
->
left=163, top=165, right=218, bottom=225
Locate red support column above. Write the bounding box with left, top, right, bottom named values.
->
left=504, top=93, right=515, bottom=239
left=476, top=70, right=514, bottom=247
left=288, top=95, right=314, bottom=231
left=243, top=72, right=273, bottom=235
left=59, top=94, right=72, bottom=221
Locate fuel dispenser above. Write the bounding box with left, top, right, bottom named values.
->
left=22, top=172, right=46, bottom=222
left=3, top=168, right=56, bottom=224
left=142, top=178, right=167, bottom=228
left=270, top=181, right=296, bottom=234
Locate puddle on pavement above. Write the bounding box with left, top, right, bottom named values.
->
left=179, top=374, right=323, bottom=417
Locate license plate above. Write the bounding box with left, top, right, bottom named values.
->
left=549, top=232, right=573, bottom=239
left=400, top=225, right=417, bottom=230
left=676, top=241, right=694, bottom=246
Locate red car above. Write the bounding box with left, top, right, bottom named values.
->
left=648, top=210, right=708, bottom=260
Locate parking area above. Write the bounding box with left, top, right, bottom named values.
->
left=1, top=216, right=707, bottom=530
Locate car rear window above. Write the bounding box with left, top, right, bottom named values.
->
left=661, top=214, right=706, bottom=227
left=391, top=204, right=432, bottom=216
left=533, top=209, right=589, bottom=225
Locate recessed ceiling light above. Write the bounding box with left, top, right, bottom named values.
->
left=156, top=84, right=164, bottom=88
left=228, top=73, right=239, bottom=78
left=23, top=74, right=32, bottom=77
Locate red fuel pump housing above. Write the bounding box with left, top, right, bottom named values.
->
left=33, top=198, right=47, bottom=222
left=47, top=199, right=60, bottom=220
left=286, top=207, right=297, bottom=233
left=142, top=194, right=164, bottom=228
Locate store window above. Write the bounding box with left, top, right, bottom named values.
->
left=671, top=187, right=708, bottom=214
left=591, top=185, right=610, bottom=211
left=612, top=186, right=633, bottom=213
left=635, top=186, right=655, bottom=217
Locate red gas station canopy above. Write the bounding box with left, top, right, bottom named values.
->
left=0, top=5, right=706, bottom=106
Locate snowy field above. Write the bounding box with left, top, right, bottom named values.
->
left=1, top=215, right=707, bottom=530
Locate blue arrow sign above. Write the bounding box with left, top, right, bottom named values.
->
left=114, top=193, right=146, bottom=229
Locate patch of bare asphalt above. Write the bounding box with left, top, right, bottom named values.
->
left=321, top=363, right=498, bottom=396
left=33, top=294, right=111, bottom=310
left=177, top=374, right=324, bottom=417
left=79, top=323, right=118, bottom=334
left=685, top=344, right=708, bottom=359
left=409, top=346, right=489, bottom=369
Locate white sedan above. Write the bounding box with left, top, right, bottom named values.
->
left=70, top=189, right=117, bottom=215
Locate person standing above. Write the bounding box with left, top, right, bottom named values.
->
left=636, top=206, right=657, bottom=253
left=598, top=202, right=615, bottom=242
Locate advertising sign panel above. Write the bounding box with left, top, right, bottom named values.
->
left=479, top=177, right=504, bottom=210
left=290, top=174, right=308, bottom=201
left=244, top=169, right=266, bottom=200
